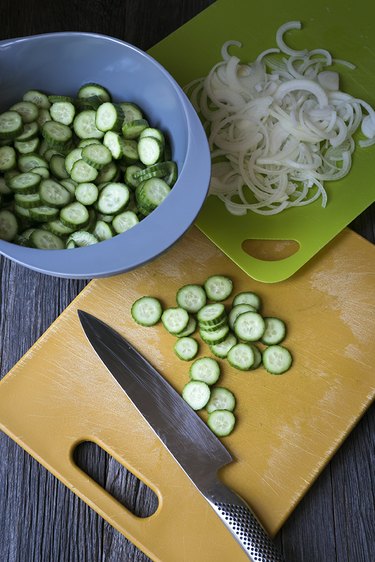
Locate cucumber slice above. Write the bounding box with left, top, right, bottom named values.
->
left=131, top=296, right=163, bottom=326
left=75, top=182, right=99, bottom=206
left=124, top=164, right=144, bottom=189
left=138, top=136, right=163, bottom=165
left=197, top=303, right=226, bottom=326
left=73, top=110, right=104, bottom=139
left=182, top=380, right=210, bottom=411
left=139, top=127, right=165, bottom=144
left=43, top=219, right=74, bottom=236
left=82, top=143, right=112, bottom=170
left=60, top=179, right=77, bottom=196
left=119, top=102, right=143, bottom=123
left=199, top=323, right=230, bottom=344
left=60, top=201, right=89, bottom=228
left=10, top=101, right=39, bottom=123
left=0, top=176, right=12, bottom=196
left=29, top=205, right=59, bottom=222
left=8, top=172, right=41, bottom=193
left=29, top=228, right=64, bottom=249
left=67, top=230, right=98, bottom=247
left=14, top=137, right=40, bottom=155
left=164, top=161, right=178, bottom=187
left=174, top=337, right=199, bottom=361
left=0, top=209, right=18, bottom=241
left=14, top=206, right=32, bottom=221
left=103, top=131, right=124, bottom=159
left=70, top=159, right=98, bottom=183
left=48, top=95, right=74, bottom=104
left=133, top=161, right=170, bottom=182
left=176, top=316, right=197, bottom=338
left=234, top=311, right=265, bottom=342
left=112, top=210, right=139, bottom=233
left=32, top=166, right=50, bottom=179
left=49, top=154, right=70, bottom=179
left=228, top=303, right=256, bottom=330
left=233, top=291, right=262, bottom=311
left=0, top=110, right=23, bottom=139
left=261, top=317, right=286, bottom=345
left=86, top=208, right=98, bottom=232
left=207, top=410, right=235, bottom=437
left=263, top=345, right=292, bottom=374
left=42, top=121, right=72, bottom=147
left=0, top=146, right=16, bottom=171
left=210, top=332, right=237, bottom=359
left=18, top=153, right=48, bottom=173
left=37, top=148, right=57, bottom=163
left=136, top=178, right=171, bottom=210
left=93, top=220, right=113, bottom=241
left=250, top=344, right=263, bottom=370
left=39, top=179, right=71, bottom=208
left=189, top=356, right=221, bottom=385
left=97, top=182, right=130, bottom=214
left=176, top=284, right=207, bottom=314
left=96, top=102, right=123, bottom=132
left=16, top=121, right=39, bottom=141
left=37, top=109, right=52, bottom=129
left=50, top=101, right=76, bottom=125
left=23, top=90, right=51, bottom=109
left=206, top=387, right=236, bottom=414
left=96, top=212, right=115, bottom=223
left=204, top=275, right=233, bottom=301
left=227, top=343, right=255, bottom=371
left=77, top=83, right=111, bottom=103
left=161, top=307, right=189, bottom=334
left=121, top=139, right=139, bottom=164
left=15, top=227, right=37, bottom=246
left=122, top=118, right=149, bottom=139
left=76, top=96, right=103, bottom=111
left=14, top=192, right=42, bottom=209
left=78, top=138, right=102, bottom=148
left=65, top=148, right=83, bottom=174
left=95, top=161, right=119, bottom=184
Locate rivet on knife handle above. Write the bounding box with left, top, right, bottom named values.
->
left=204, top=480, right=285, bottom=562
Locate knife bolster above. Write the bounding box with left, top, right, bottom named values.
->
left=203, top=480, right=285, bottom=562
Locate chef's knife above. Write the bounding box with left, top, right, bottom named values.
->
left=78, top=310, right=285, bottom=562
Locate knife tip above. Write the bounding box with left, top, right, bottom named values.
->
left=77, top=309, right=91, bottom=325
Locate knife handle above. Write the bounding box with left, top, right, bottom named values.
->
left=204, top=480, right=285, bottom=562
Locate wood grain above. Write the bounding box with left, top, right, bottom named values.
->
left=0, top=2, right=374, bottom=561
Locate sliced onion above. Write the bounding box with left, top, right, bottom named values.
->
left=221, top=40, right=242, bottom=61
left=184, top=20, right=375, bottom=215
left=276, top=21, right=308, bottom=57
left=274, top=79, right=329, bottom=107
left=317, top=71, right=339, bottom=91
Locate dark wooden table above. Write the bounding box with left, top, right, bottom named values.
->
left=0, top=2, right=374, bottom=561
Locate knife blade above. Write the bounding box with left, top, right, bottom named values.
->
left=78, top=310, right=285, bottom=562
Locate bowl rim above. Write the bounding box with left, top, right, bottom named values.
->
left=0, top=31, right=211, bottom=278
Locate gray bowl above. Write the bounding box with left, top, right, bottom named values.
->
left=0, top=32, right=210, bottom=278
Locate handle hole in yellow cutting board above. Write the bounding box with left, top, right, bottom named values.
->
left=242, top=239, right=300, bottom=261
left=73, top=441, right=159, bottom=518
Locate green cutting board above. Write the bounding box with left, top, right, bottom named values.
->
left=149, top=0, right=375, bottom=283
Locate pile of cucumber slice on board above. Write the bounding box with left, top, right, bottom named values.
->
left=0, top=83, right=178, bottom=249
left=131, top=275, right=293, bottom=437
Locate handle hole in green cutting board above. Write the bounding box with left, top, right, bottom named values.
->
left=242, top=238, right=300, bottom=261
left=73, top=441, right=159, bottom=518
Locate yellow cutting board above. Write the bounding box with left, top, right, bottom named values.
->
left=0, top=226, right=374, bottom=562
